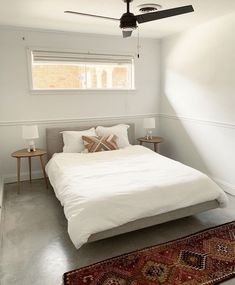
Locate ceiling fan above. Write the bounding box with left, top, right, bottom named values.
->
left=65, top=0, right=194, bottom=38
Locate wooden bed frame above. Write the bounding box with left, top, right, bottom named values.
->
left=46, top=123, right=220, bottom=243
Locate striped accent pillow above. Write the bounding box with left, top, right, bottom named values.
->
left=82, top=135, right=119, bottom=153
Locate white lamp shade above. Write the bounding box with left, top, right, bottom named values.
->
left=143, top=118, right=156, bottom=129
left=22, top=125, right=39, bottom=139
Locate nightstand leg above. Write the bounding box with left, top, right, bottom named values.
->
left=17, top=157, right=21, bottom=194
left=28, top=157, right=32, bottom=183
left=39, top=155, right=48, bottom=189
left=154, top=143, right=158, bottom=153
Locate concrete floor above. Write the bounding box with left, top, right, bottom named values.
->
left=0, top=179, right=235, bottom=285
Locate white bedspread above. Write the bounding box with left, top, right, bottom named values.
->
left=46, top=145, right=228, bottom=249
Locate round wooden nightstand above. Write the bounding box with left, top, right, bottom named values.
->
left=137, top=137, right=164, bottom=153
left=11, top=149, right=48, bottom=193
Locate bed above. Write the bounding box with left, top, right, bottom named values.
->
left=45, top=124, right=228, bottom=249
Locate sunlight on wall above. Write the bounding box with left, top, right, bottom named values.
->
left=160, top=12, right=235, bottom=190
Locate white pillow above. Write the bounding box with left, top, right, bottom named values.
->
left=96, top=124, right=130, bottom=149
left=62, top=128, right=97, bottom=153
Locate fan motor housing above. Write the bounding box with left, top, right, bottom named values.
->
left=120, top=12, right=137, bottom=29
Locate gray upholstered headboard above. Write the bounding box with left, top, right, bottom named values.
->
left=46, top=123, right=135, bottom=160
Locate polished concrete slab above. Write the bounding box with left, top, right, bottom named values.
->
left=0, top=179, right=235, bottom=285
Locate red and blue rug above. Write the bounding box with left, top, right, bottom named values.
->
left=64, top=221, right=235, bottom=285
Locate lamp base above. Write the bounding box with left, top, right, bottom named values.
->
left=145, top=130, right=153, bottom=140
left=27, top=140, right=36, bottom=152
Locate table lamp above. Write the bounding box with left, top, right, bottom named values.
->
left=22, top=125, right=39, bottom=152
left=143, top=118, right=155, bottom=140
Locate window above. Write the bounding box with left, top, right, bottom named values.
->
left=28, top=49, right=135, bottom=92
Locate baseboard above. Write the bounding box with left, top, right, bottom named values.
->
left=0, top=176, right=3, bottom=206
left=3, top=171, right=44, bottom=184
left=213, top=177, right=235, bottom=196
left=0, top=176, right=4, bottom=240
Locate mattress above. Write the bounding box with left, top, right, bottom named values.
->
left=46, top=145, right=228, bottom=249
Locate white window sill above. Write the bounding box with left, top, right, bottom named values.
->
left=29, top=89, right=137, bottom=95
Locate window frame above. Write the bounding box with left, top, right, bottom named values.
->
left=26, top=47, right=136, bottom=95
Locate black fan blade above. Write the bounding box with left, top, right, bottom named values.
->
left=65, top=11, right=119, bottom=21
left=122, top=30, right=133, bottom=38
left=136, top=5, right=194, bottom=24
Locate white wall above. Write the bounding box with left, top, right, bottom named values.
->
left=160, top=12, right=235, bottom=195
left=0, top=27, right=160, bottom=181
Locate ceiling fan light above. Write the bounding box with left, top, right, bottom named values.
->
left=122, top=27, right=136, bottom=31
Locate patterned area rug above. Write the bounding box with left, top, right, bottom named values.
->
left=64, top=222, right=235, bottom=285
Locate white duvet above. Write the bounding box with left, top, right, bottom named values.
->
left=46, top=145, right=228, bottom=249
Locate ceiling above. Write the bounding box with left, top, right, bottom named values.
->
left=0, top=0, right=235, bottom=38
